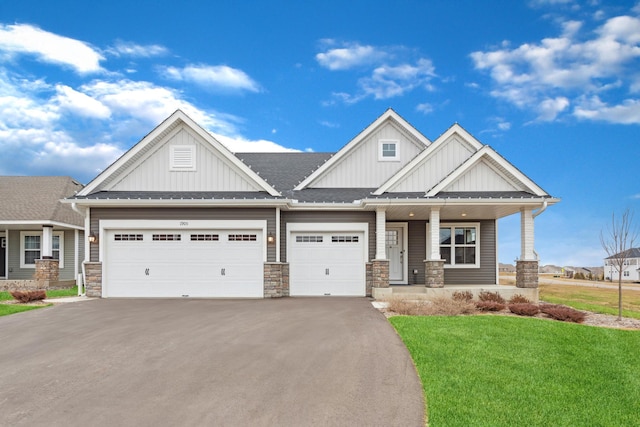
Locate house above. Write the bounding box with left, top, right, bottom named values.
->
left=65, top=109, right=559, bottom=299
left=0, top=176, right=85, bottom=290
left=605, top=248, right=640, bottom=282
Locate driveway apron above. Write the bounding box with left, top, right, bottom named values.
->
left=0, top=298, right=424, bottom=426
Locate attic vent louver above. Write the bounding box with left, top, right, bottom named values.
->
left=170, top=145, right=196, bottom=171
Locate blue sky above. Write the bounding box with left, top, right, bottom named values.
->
left=0, top=0, right=638, bottom=267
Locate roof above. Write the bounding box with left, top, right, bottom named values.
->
left=605, top=248, right=640, bottom=259
left=237, top=152, right=333, bottom=191
left=0, top=176, right=84, bottom=227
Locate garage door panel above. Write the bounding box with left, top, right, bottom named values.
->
left=105, top=228, right=263, bottom=298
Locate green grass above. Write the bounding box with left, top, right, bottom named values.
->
left=390, top=315, right=640, bottom=427
left=0, top=304, right=47, bottom=316
left=0, top=286, right=78, bottom=301
left=540, top=285, right=640, bottom=319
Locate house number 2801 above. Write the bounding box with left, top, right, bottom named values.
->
left=179, top=221, right=189, bottom=226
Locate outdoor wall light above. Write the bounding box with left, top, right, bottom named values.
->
left=409, top=211, right=415, bottom=217
left=88, top=233, right=98, bottom=244
left=267, top=233, right=275, bottom=244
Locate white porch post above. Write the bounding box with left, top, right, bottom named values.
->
left=375, top=207, right=386, bottom=260
left=275, top=207, right=280, bottom=263
left=429, top=208, right=441, bottom=260
left=520, top=208, right=535, bottom=261
left=42, top=225, right=53, bottom=259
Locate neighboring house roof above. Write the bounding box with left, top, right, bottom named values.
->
left=605, top=248, right=640, bottom=259
left=0, top=176, right=84, bottom=228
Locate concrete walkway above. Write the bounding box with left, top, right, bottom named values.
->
left=0, top=298, right=425, bottom=426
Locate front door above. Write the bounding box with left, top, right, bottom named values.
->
left=0, top=236, right=6, bottom=278
left=386, top=226, right=404, bottom=283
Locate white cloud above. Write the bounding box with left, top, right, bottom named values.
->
left=471, top=11, right=640, bottom=123
left=315, top=41, right=387, bottom=70
left=107, top=40, right=169, bottom=58
left=213, top=133, right=300, bottom=153
left=416, top=103, right=434, bottom=114
left=574, top=96, right=640, bottom=124
left=54, top=85, right=111, bottom=119
left=161, top=64, right=260, bottom=93
left=0, top=24, right=103, bottom=73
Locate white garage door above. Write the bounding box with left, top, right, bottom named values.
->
left=105, top=229, right=263, bottom=298
left=289, top=231, right=365, bottom=296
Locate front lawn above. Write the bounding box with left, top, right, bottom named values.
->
left=540, top=284, right=640, bottom=319
left=0, top=304, right=46, bottom=316
left=390, top=315, right=640, bottom=426
left=0, top=286, right=78, bottom=301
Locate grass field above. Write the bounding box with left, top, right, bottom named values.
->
left=0, top=286, right=78, bottom=301
left=0, top=287, right=77, bottom=317
left=0, top=304, right=46, bottom=316
left=540, top=284, right=640, bottom=319
left=390, top=315, right=640, bottom=427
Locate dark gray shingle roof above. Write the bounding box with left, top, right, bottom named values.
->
left=237, top=152, right=333, bottom=191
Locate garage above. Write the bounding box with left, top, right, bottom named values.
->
left=288, top=224, right=367, bottom=296
left=103, top=226, right=264, bottom=298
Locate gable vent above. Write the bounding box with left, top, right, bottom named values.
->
left=170, top=145, right=196, bottom=171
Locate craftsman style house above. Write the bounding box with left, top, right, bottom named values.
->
left=66, top=109, right=558, bottom=298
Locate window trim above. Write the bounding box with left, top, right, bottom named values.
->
left=378, top=139, right=399, bottom=162
left=20, top=231, right=64, bottom=269
left=434, top=223, right=481, bottom=269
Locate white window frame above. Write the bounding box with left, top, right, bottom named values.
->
left=170, top=145, right=196, bottom=171
left=20, top=231, right=64, bottom=269
left=378, top=139, right=399, bottom=162
left=437, top=223, right=480, bottom=269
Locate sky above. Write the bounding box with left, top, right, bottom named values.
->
left=0, top=0, right=638, bottom=267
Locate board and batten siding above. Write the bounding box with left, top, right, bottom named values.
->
left=105, top=126, right=262, bottom=192
left=443, top=220, right=497, bottom=285
left=389, top=135, right=476, bottom=192
left=280, top=211, right=376, bottom=262
left=445, top=161, right=522, bottom=192
left=407, top=221, right=426, bottom=285
left=90, top=208, right=277, bottom=262
left=310, top=122, right=424, bottom=188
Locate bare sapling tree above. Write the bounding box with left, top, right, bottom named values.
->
left=600, top=208, right=638, bottom=321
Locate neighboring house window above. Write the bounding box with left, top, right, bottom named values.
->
left=20, top=231, right=64, bottom=268
left=170, top=145, right=196, bottom=171
left=378, top=139, right=399, bottom=161
left=439, top=224, right=480, bottom=268
left=624, top=271, right=630, bottom=277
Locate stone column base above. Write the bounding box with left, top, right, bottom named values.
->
left=84, top=262, right=103, bottom=297
left=372, top=260, right=389, bottom=289
left=264, top=263, right=289, bottom=298
left=516, top=260, right=539, bottom=288
left=425, top=260, right=445, bottom=288
left=35, top=259, right=59, bottom=289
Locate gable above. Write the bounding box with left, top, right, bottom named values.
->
left=442, top=159, right=523, bottom=192
left=382, top=133, right=477, bottom=193
left=79, top=110, right=279, bottom=196
left=295, top=109, right=430, bottom=189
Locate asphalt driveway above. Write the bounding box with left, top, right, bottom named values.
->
left=0, top=298, right=424, bottom=426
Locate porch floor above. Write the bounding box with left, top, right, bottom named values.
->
left=372, top=284, right=538, bottom=302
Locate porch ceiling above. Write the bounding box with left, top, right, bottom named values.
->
left=383, top=204, right=529, bottom=221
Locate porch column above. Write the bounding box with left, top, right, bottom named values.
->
left=42, top=225, right=53, bottom=259
left=425, top=207, right=445, bottom=288
left=517, top=207, right=538, bottom=288
left=372, top=208, right=389, bottom=289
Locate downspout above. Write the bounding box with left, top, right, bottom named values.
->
left=71, top=203, right=88, bottom=296
left=531, top=200, right=548, bottom=261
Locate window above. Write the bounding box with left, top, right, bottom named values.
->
left=20, top=231, right=64, bottom=268
left=170, top=145, right=196, bottom=171
left=331, top=235, right=359, bottom=243
left=378, top=139, right=399, bottom=161
left=152, top=234, right=182, bottom=241
left=296, top=236, right=323, bottom=243
left=228, top=234, right=257, bottom=241
left=191, top=234, right=219, bottom=241
left=624, top=271, right=630, bottom=277
left=114, top=234, right=143, bottom=241
left=439, top=224, right=479, bottom=268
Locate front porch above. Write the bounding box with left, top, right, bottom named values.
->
left=372, top=284, right=538, bottom=302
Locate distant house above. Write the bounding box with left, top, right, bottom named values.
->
left=0, top=176, right=85, bottom=289
left=604, top=248, right=640, bottom=282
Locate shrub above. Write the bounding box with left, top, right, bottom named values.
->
left=10, top=290, right=47, bottom=303
left=478, top=291, right=505, bottom=304
left=475, top=301, right=506, bottom=312
left=427, top=297, right=476, bottom=316
left=452, top=290, right=474, bottom=302
left=540, top=304, right=585, bottom=323
left=508, top=294, right=531, bottom=304
left=385, top=297, right=430, bottom=315
left=508, top=303, right=540, bottom=316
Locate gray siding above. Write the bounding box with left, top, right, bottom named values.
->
left=77, top=230, right=85, bottom=274
left=7, top=229, right=78, bottom=280
left=280, top=211, right=376, bottom=262
left=407, top=221, right=426, bottom=285
left=443, top=220, right=497, bottom=285
left=90, top=208, right=277, bottom=262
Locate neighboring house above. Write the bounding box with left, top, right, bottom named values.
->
left=0, top=176, right=85, bottom=289
left=65, top=109, right=559, bottom=298
left=604, top=248, right=640, bottom=282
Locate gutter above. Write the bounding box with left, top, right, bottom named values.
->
left=532, top=200, right=548, bottom=218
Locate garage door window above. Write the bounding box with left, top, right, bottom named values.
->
left=296, top=235, right=323, bottom=243
left=152, top=234, right=182, bottom=241
left=190, top=234, right=219, bottom=241
left=331, top=235, right=359, bottom=243
left=114, top=234, right=143, bottom=241
left=229, top=234, right=257, bottom=241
